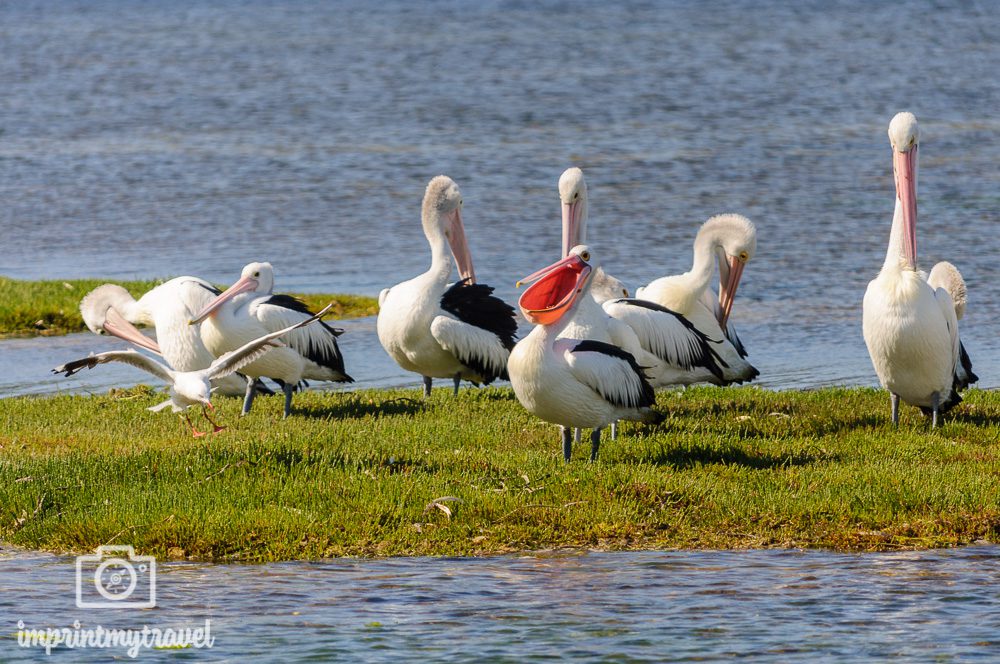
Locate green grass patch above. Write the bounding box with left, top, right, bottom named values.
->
left=2, top=385, right=1000, bottom=561
left=0, top=276, right=378, bottom=337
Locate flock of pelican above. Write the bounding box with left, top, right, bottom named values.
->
left=52, top=111, right=976, bottom=457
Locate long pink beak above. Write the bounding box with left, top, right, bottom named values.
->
left=893, top=146, right=918, bottom=268
left=718, top=256, right=745, bottom=329
left=188, top=275, right=259, bottom=325
left=561, top=200, right=584, bottom=258
left=103, top=308, right=162, bottom=355
left=446, top=208, right=476, bottom=283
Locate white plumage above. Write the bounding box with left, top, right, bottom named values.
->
left=862, top=112, right=976, bottom=426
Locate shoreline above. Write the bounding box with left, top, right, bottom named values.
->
left=3, top=385, right=999, bottom=563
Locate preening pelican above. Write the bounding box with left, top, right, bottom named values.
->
left=376, top=175, right=517, bottom=396
left=190, top=263, right=352, bottom=417
left=54, top=305, right=333, bottom=436
left=636, top=213, right=759, bottom=385
left=862, top=112, right=976, bottom=426
left=509, top=245, right=659, bottom=462
left=80, top=279, right=252, bottom=397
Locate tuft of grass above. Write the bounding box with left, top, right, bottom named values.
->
left=0, top=276, right=378, bottom=337
left=1, top=385, right=999, bottom=561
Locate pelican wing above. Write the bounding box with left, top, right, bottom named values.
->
left=250, top=295, right=350, bottom=380
left=563, top=339, right=655, bottom=410
left=52, top=350, right=174, bottom=384
left=603, top=298, right=725, bottom=380
left=439, top=279, right=518, bottom=351
left=430, top=314, right=511, bottom=383
left=206, top=303, right=334, bottom=380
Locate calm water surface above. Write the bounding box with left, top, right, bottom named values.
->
left=2, top=2, right=1000, bottom=660
left=3, top=545, right=1000, bottom=661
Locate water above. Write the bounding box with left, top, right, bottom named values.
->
left=1, top=0, right=999, bottom=396
left=4, top=545, right=1000, bottom=661
left=2, top=2, right=1000, bottom=659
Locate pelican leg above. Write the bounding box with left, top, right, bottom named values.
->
left=184, top=413, right=206, bottom=438
left=453, top=373, right=461, bottom=396
left=890, top=393, right=899, bottom=427
left=573, top=428, right=582, bottom=445
left=561, top=426, right=572, bottom=462
left=931, top=392, right=940, bottom=429
left=201, top=403, right=226, bottom=433
left=590, top=428, right=602, bottom=462
left=610, top=421, right=618, bottom=440
left=422, top=376, right=433, bottom=398
left=242, top=376, right=257, bottom=416
left=282, top=383, right=295, bottom=419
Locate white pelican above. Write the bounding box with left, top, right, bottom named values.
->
left=509, top=245, right=660, bottom=462
left=636, top=213, right=759, bottom=385
left=189, top=262, right=352, bottom=418
left=54, top=305, right=333, bottom=436
left=556, top=167, right=727, bottom=391
left=862, top=112, right=977, bottom=426
left=79, top=279, right=253, bottom=397
left=376, top=175, right=517, bottom=396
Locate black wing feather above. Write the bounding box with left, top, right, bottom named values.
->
left=570, top=339, right=656, bottom=409
left=263, top=294, right=353, bottom=382
left=440, top=279, right=518, bottom=351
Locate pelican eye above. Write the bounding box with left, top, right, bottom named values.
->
left=253, top=271, right=260, bottom=277
left=573, top=192, right=579, bottom=200
left=738, top=251, right=749, bottom=263
left=581, top=250, right=591, bottom=261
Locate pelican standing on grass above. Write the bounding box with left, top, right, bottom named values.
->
left=554, top=168, right=724, bottom=441
left=79, top=278, right=256, bottom=397
left=189, top=263, right=352, bottom=418
left=376, top=175, right=517, bottom=397
left=54, top=305, right=334, bottom=436
left=509, top=246, right=660, bottom=462
left=636, top=213, right=759, bottom=385
left=862, top=112, right=976, bottom=427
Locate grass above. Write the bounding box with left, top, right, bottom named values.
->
left=0, top=276, right=378, bottom=337
left=2, top=385, right=1000, bottom=562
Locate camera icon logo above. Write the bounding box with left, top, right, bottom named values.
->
left=75, top=545, right=157, bottom=609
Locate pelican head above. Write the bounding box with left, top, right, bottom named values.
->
left=558, top=167, right=589, bottom=257
left=517, top=244, right=594, bottom=325
left=589, top=268, right=629, bottom=304
left=188, top=261, right=272, bottom=325
left=423, top=175, right=475, bottom=283
left=697, top=214, right=756, bottom=328
left=888, top=111, right=919, bottom=268
left=79, top=284, right=161, bottom=354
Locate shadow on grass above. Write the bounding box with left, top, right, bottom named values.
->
left=638, top=442, right=838, bottom=470
left=292, top=396, right=426, bottom=420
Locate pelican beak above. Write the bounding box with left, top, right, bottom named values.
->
left=447, top=208, right=476, bottom=284
left=561, top=199, right=584, bottom=258
left=517, top=254, right=592, bottom=325
left=718, top=255, right=746, bottom=329
left=893, top=144, right=918, bottom=268
left=188, top=275, right=259, bottom=325
left=103, top=308, right=162, bottom=355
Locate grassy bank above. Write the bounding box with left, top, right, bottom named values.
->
left=2, top=386, right=999, bottom=562
left=0, top=276, right=378, bottom=337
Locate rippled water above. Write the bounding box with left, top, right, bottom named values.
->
left=1, top=0, right=999, bottom=396
left=4, top=545, right=1000, bottom=661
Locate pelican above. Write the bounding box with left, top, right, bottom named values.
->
left=54, top=305, right=334, bottom=436
left=80, top=279, right=253, bottom=397
left=376, top=175, right=517, bottom=396
left=862, top=112, right=977, bottom=427
left=636, top=213, right=759, bottom=385
left=189, top=263, right=352, bottom=418
left=557, top=167, right=726, bottom=391
left=509, top=245, right=660, bottom=462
